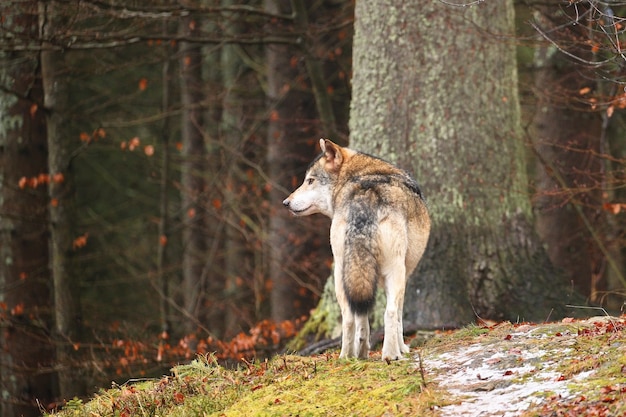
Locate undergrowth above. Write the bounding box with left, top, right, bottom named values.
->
left=46, top=317, right=626, bottom=417
left=47, top=352, right=440, bottom=417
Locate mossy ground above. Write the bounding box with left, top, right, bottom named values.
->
left=47, top=351, right=443, bottom=417
left=46, top=317, right=626, bottom=417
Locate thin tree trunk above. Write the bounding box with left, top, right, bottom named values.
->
left=39, top=0, right=85, bottom=399
left=179, top=13, right=208, bottom=334
left=157, top=24, right=173, bottom=335
left=531, top=6, right=624, bottom=310
left=290, top=0, right=338, bottom=140
left=221, top=0, right=249, bottom=336
left=349, top=0, right=573, bottom=328
left=200, top=12, right=228, bottom=338
left=0, top=4, right=56, bottom=415
left=265, top=0, right=331, bottom=322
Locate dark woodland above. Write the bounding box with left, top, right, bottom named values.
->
left=1, top=1, right=625, bottom=415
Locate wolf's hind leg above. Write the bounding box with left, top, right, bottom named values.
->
left=397, top=287, right=410, bottom=354
left=382, top=263, right=407, bottom=361
left=355, top=313, right=370, bottom=359
left=335, top=263, right=356, bottom=358
left=340, top=311, right=356, bottom=359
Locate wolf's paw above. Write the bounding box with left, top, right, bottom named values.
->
left=381, top=354, right=401, bottom=362
left=381, top=347, right=402, bottom=362
left=400, top=343, right=410, bottom=354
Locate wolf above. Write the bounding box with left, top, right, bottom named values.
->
left=283, top=139, right=431, bottom=361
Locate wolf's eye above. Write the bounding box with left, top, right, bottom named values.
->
left=307, top=178, right=315, bottom=185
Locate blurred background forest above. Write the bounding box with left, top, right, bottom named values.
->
left=1, top=0, right=626, bottom=416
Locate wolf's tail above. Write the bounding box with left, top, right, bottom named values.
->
left=342, top=203, right=379, bottom=315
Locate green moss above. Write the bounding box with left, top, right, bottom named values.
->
left=47, top=352, right=443, bottom=417
left=218, top=355, right=436, bottom=417
left=48, top=320, right=626, bottom=417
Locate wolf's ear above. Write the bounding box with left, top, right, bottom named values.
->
left=320, top=139, right=343, bottom=172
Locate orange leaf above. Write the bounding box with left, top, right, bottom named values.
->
left=72, top=233, right=89, bottom=250
left=187, top=208, right=196, bottom=219
left=129, top=137, right=140, bottom=151
left=269, top=110, right=280, bottom=121
left=579, top=87, right=591, bottom=95
left=212, top=199, right=222, bottom=210
left=607, top=105, right=614, bottom=118
left=18, top=177, right=28, bottom=189
left=29, top=103, right=38, bottom=117
left=19, top=272, right=27, bottom=281
left=11, top=303, right=24, bottom=316
left=603, top=202, right=623, bottom=214
left=138, top=78, right=148, bottom=91
left=159, top=235, right=168, bottom=247
left=50, top=198, right=59, bottom=207
left=52, top=172, right=64, bottom=184
left=79, top=132, right=91, bottom=142
left=144, top=145, right=155, bottom=156
left=174, top=392, right=185, bottom=404
left=96, top=128, right=106, bottom=139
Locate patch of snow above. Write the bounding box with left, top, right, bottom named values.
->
left=420, top=328, right=591, bottom=417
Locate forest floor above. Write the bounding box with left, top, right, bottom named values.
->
left=47, top=316, right=626, bottom=417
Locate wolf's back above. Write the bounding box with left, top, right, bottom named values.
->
left=334, top=151, right=429, bottom=315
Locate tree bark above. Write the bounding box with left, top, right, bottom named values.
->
left=0, top=4, right=57, bottom=415
left=349, top=0, right=573, bottom=328
left=40, top=0, right=85, bottom=400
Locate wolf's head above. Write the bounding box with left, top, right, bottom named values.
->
left=282, top=139, right=351, bottom=218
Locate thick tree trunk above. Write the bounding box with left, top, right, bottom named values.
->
left=349, top=0, right=572, bottom=328
left=0, top=4, right=56, bottom=415
left=179, top=14, right=209, bottom=334
left=40, top=0, right=85, bottom=400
